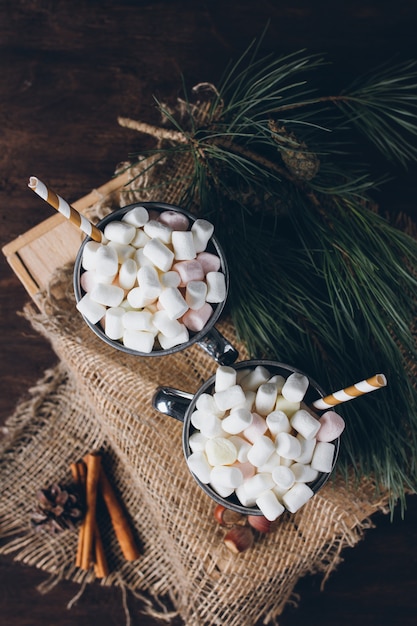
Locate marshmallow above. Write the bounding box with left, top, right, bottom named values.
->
left=243, top=412, right=267, bottom=443
left=173, top=260, right=205, bottom=285
left=215, top=365, right=237, bottom=392
left=122, top=206, right=149, bottom=227
left=158, top=287, right=188, bottom=320
left=122, top=310, right=154, bottom=332
left=236, top=390, right=256, bottom=411
left=210, top=465, right=243, bottom=489
left=257, top=452, right=281, bottom=474
left=233, top=461, right=256, bottom=480
left=272, top=466, right=295, bottom=491
left=182, top=303, right=213, bottom=332
left=242, top=473, right=275, bottom=500
left=295, top=435, right=316, bottom=464
left=143, top=237, right=174, bottom=271
left=137, top=265, right=162, bottom=300
left=160, top=271, right=181, bottom=288
left=118, top=258, right=138, bottom=290
left=281, top=372, right=309, bottom=402
left=291, top=463, right=319, bottom=483
left=240, top=366, right=271, bottom=392
left=123, top=329, right=154, bottom=353
left=235, top=484, right=257, bottom=507
left=196, top=251, right=221, bottom=274
left=190, top=410, right=206, bottom=429
left=191, top=218, right=214, bottom=252
left=311, top=441, right=335, bottom=473
left=214, top=385, right=246, bottom=412
left=82, top=241, right=101, bottom=270
left=195, top=393, right=224, bottom=417
left=210, top=481, right=235, bottom=498
left=228, top=436, right=251, bottom=463
left=134, top=247, right=154, bottom=267
left=281, top=483, right=314, bottom=513
left=198, top=413, right=224, bottom=438
left=95, top=244, right=119, bottom=276
left=104, top=221, right=136, bottom=244
left=275, top=395, right=300, bottom=417
left=80, top=269, right=97, bottom=292
left=126, top=286, right=149, bottom=309
left=158, top=210, right=189, bottom=231
left=275, top=432, right=302, bottom=460
left=255, top=382, right=279, bottom=415
left=266, top=410, right=291, bottom=436
left=188, top=431, right=208, bottom=452
left=187, top=451, right=212, bottom=484
left=143, top=219, right=172, bottom=244
left=205, top=438, right=237, bottom=466
left=157, top=325, right=189, bottom=350
left=130, top=229, right=151, bottom=248
left=268, top=374, right=285, bottom=393
left=256, top=490, right=285, bottom=521
left=290, top=409, right=321, bottom=440
left=185, top=281, right=207, bottom=310
left=205, top=271, right=226, bottom=303
left=107, top=241, right=135, bottom=263
left=90, top=283, right=124, bottom=308
left=172, top=230, right=196, bottom=260
left=247, top=435, right=275, bottom=467
left=152, top=310, right=183, bottom=337
left=221, top=407, right=253, bottom=434
left=316, top=411, right=345, bottom=442
left=104, top=306, right=125, bottom=340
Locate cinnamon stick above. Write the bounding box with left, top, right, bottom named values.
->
left=80, top=453, right=101, bottom=570
left=70, top=461, right=87, bottom=568
left=99, top=465, right=140, bottom=561
left=93, top=521, right=109, bottom=578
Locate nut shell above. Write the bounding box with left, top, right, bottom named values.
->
left=223, top=525, right=254, bottom=554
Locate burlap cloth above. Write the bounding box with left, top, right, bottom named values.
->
left=0, top=155, right=390, bottom=625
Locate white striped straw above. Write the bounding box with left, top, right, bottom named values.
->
left=312, top=374, right=387, bottom=410
left=28, top=176, right=103, bottom=242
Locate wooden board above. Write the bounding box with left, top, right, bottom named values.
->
left=2, top=170, right=130, bottom=299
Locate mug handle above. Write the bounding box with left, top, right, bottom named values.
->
left=152, top=387, right=193, bottom=422
left=197, top=326, right=239, bottom=365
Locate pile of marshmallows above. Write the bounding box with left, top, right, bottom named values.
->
left=187, top=364, right=345, bottom=521
left=76, top=206, right=225, bottom=352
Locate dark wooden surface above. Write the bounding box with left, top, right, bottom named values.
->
left=1, top=2, right=417, bottom=624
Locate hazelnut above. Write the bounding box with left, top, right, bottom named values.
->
left=213, top=504, right=245, bottom=527
left=223, top=525, right=254, bottom=554
left=247, top=514, right=272, bottom=533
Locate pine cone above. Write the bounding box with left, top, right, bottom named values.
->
left=269, top=120, right=320, bottom=181
left=30, top=483, right=84, bottom=535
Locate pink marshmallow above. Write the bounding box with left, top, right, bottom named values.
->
left=158, top=210, right=190, bottom=231
left=196, top=251, right=221, bottom=274
left=182, top=302, right=213, bottom=332
left=172, top=260, right=205, bottom=286
left=243, top=412, right=268, bottom=443
left=316, top=411, right=345, bottom=442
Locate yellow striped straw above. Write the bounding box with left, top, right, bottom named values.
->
left=312, top=374, right=387, bottom=410
left=28, top=176, right=103, bottom=242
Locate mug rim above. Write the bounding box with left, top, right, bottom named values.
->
left=73, top=202, right=230, bottom=357
left=182, top=359, right=340, bottom=516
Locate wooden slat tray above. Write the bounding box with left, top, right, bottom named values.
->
left=2, top=171, right=130, bottom=299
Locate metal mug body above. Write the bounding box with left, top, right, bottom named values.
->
left=73, top=202, right=238, bottom=364
left=153, top=359, right=341, bottom=516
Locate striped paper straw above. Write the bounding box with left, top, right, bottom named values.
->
left=312, top=374, right=387, bottom=410
left=28, top=176, right=103, bottom=242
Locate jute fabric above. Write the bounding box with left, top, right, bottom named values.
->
left=0, top=155, right=390, bottom=625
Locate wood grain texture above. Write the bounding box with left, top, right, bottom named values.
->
left=1, top=2, right=417, bottom=624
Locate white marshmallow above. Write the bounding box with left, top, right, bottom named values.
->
left=221, top=407, right=253, bottom=434
left=82, top=241, right=101, bottom=270
left=266, top=410, right=291, bottom=436
left=242, top=473, right=275, bottom=500
left=235, top=389, right=256, bottom=411
left=90, top=283, right=124, bottom=308
left=235, top=484, right=257, bottom=507
left=257, top=452, right=281, bottom=474
left=271, top=466, right=295, bottom=491
left=107, top=241, right=135, bottom=263
left=214, top=385, right=246, bottom=412
left=195, top=393, right=224, bottom=417
left=185, top=281, right=207, bottom=310
left=210, top=465, right=243, bottom=489
left=275, top=395, right=300, bottom=417
left=143, top=219, right=172, bottom=244
left=311, top=441, right=335, bottom=473
left=205, top=271, right=226, bottom=303
left=291, top=409, right=321, bottom=440
left=198, top=413, right=224, bottom=438
left=95, top=244, right=119, bottom=276
left=228, top=436, right=251, bottom=463
left=240, top=366, right=271, bottom=392
left=187, top=451, right=212, bottom=484
left=243, top=412, right=267, bottom=443
left=122, top=206, right=149, bottom=227
left=291, top=463, right=319, bottom=483
left=80, top=270, right=97, bottom=293
left=281, top=483, right=314, bottom=513
left=130, top=229, right=151, bottom=248
left=295, top=435, right=316, bottom=464
left=247, top=435, right=275, bottom=467
left=205, top=438, right=237, bottom=466
left=104, top=306, right=125, bottom=340
left=281, top=372, right=309, bottom=403
left=210, top=481, right=235, bottom=498
left=182, top=303, right=213, bottom=332
left=215, top=365, right=237, bottom=392
left=157, top=325, right=189, bottom=350
left=143, top=238, right=174, bottom=272
left=123, top=310, right=154, bottom=332
left=256, top=490, right=285, bottom=521
left=104, top=221, right=136, bottom=245
left=268, top=374, right=285, bottom=393
left=255, top=382, right=279, bottom=415
left=158, top=287, right=188, bottom=320
left=275, top=432, right=302, bottom=460
left=188, top=431, right=208, bottom=453
left=172, top=230, right=196, bottom=260
left=160, top=271, right=181, bottom=288
left=118, top=258, right=138, bottom=290
left=126, top=286, right=149, bottom=309
left=137, top=266, right=162, bottom=302
left=152, top=310, right=183, bottom=337
left=122, top=329, right=154, bottom=353
left=190, top=410, right=206, bottom=429
left=158, top=210, right=189, bottom=231
left=316, top=411, right=345, bottom=442
left=134, top=247, right=154, bottom=267
left=191, top=218, right=214, bottom=252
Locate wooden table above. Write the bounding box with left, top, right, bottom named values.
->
left=1, top=2, right=417, bottom=624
